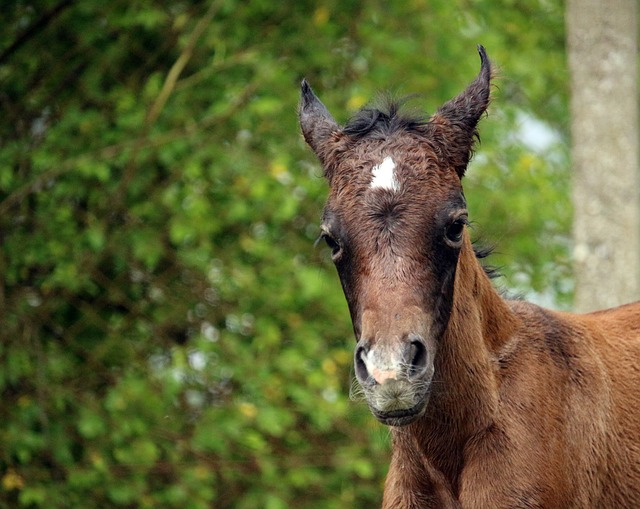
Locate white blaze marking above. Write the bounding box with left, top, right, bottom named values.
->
left=370, top=156, right=399, bottom=191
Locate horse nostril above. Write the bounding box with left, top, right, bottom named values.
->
left=408, top=340, right=428, bottom=379
left=354, top=345, right=370, bottom=383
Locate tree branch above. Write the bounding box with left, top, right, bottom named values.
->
left=0, top=0, right=75, bottom=66
left=0, top=80, right=257, bottom=217
left=145, top=0, right=223, bottom=126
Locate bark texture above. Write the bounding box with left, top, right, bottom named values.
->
left=567, top=0, right=640, bottom=312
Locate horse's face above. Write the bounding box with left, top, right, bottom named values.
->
left=299, top=47, right=491, bottom=426
left=320, top=140, right=467, bottom=425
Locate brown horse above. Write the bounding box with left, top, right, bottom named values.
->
left=299, top=46, right=640, bottom=508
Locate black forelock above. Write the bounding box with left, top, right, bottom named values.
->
left=342, top=97, right=429, bottom=139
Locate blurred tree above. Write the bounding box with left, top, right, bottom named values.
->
left=566, top=0, right=640, bottom=312
left=0, top=1, right=568, bottom=508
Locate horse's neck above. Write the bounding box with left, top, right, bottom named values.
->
left=392, top=236, right=519, bottom=488
left=435, top=237, right=518, bottom=427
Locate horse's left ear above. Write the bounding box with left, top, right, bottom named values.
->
left=299, top=79, right=339, bottom=164
left=429, top=45, right=492, bottom=178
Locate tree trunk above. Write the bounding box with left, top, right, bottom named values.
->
left=566, top=0, right=640, bottom=312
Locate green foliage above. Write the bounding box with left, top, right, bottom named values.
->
left=1, top=1, right=568, bottom=507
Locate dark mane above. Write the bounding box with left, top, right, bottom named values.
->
left=342, top=98, right=429, bottom=139
left=473, top=243, right=500, bottom=280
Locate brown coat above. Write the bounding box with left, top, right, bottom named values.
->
left=300, top=46, right=640, bottom=508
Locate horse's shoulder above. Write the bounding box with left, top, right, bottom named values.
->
left=497, top=301, right=606, bottom=385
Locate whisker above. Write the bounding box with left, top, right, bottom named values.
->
left=349, top=377, right=367, bottom=402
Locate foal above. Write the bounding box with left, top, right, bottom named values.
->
left=299, top=46, right=640, bottom=508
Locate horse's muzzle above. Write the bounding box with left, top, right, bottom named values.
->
left=354, top=339, right=435, bottom=426
left=370, top=393, right=430, bottom=426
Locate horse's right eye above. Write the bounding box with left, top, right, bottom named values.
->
left=321, top=232, right=342, bottom=259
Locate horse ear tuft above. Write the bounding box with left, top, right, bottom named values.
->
left=429, top=46, right=493, bottom=178
left=299, top=80, right=339, bottom=163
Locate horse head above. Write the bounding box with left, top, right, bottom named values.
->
left=300, top=46, right=492, bottom=426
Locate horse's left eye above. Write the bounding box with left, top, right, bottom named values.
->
left=445, top=218, right=467, bottom=245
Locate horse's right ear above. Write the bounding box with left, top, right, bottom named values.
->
left=298, top=79, right=339, bottom=163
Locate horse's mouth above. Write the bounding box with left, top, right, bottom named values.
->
left=362, top=378, right=432, bottom=426
left=370, top=400, right=427, bottom=426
